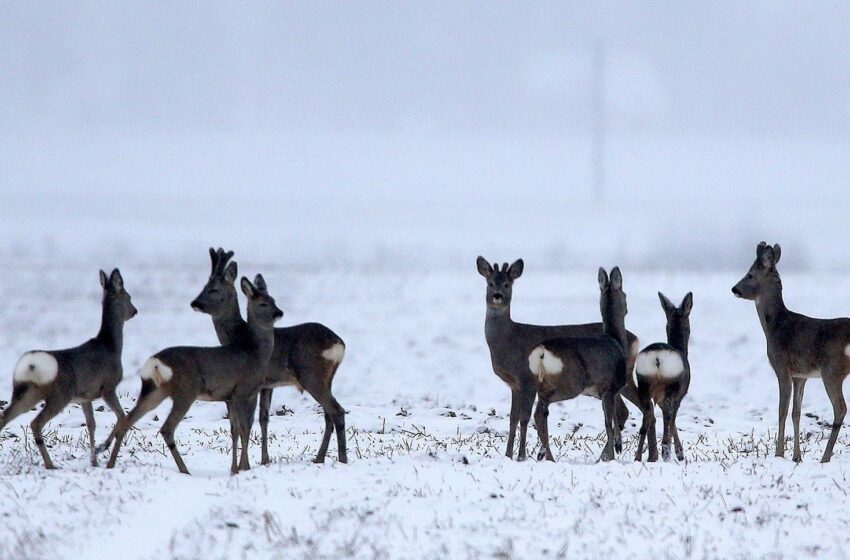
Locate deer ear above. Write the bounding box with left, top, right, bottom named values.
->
left=681, top=292, right=693, bottom=316
left=476, top=256, right=493, bottom=278
left=253, top=273, right=267, bottom=293
left=224, top=261, right=238, bottom=283
left=658, top=292, right=675, bottom=315
left=609, top=267, right=623, bottom=290
left=240, top=277, right=255, bottom=298
left=756, top=241, right=767, bottom=257
left=109, top=269, right=124, bottom=290
left=598, top=268, right=609, bottom=290
left=100, top=270, right=109, bottom=288
left=772, top=244, right=781, bottom=264
left=507, top=259, right=524, bottom=280
left=760, top=245, right=777, bottom=268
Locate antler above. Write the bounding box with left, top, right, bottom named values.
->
left=213, top=248, right=235, bottom=277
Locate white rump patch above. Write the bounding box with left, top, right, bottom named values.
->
left=139, top=357, right=174, bottom=386
left=845, top=344, right=850, bottom=358
left=13, top=352, right=58, bottom=385
left=321, top=343, right=346, bottom=364
left=635, top=349, right=685, bottom=380
left=528, top=345, right=564, bottom=381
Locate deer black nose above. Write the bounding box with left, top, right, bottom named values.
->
left=731, top=287, right=741, bottom=297
left=191, top=300, right=205, bottom=312
left=493, top=293, right=504, bottom=302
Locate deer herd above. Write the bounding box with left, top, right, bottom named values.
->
left=1, top=241, right=849, bottom=473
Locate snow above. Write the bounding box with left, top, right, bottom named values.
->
left=3, top=257, right=850, bottom=559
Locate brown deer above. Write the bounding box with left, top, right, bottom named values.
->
left=634, top=292, right=692, bottom=462
left=477, top=257, right=640, bottom=460
left=529, top=267, right=629, bottom=462
left=0, top=269, right=136, bottom=468
left=103, top=275, right=282, bottom=474
left=191, top=248, right=347, bottom=464
left=733, top=242, right=850, bottom=462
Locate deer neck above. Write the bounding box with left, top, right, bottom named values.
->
left=96, top=300, right=124, bottom=354
left=246, top=313, right=275, bottom=364
left=485, top=305, right=513, bottom=343
left=212, top=304, right=248, bottom=346
left=755, top=274, right=787, bottom=334
left=602, top=304, right=627, bottom=354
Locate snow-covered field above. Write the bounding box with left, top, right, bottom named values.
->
left=3, top=256, right=850, bottom=559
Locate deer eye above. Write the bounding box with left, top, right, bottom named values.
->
left=747, top=274, right=754, bottom=280
left=488, top=281, right=495, bottom=287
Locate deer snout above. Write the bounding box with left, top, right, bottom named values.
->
left=492, top=293, right=504, bottom=303
left=731, top=286, right=742, bottom=298
left=274, top=310, right=284, bottom=320
left=190, top=299, right=206, bottom=312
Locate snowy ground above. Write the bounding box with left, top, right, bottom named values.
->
left=3, top=257, right=850, bottom=559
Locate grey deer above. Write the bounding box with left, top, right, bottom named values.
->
left=634, top=292, right=693, bottom=462
left=191, top=248, right=347, bottom=464
left=529, top=267, right=629, bottom=462
left=103, top=275, right=282, bottom=474
left=733, top=242, right=850, bottom=463
left=477, top=257, right=640, bottom=460
left=0, top=269, right=137, bottom=469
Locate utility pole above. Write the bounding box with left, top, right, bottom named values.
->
left=591, top=40, right=606, bottom=206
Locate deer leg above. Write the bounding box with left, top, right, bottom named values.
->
left=236, top=393, right=258, bottom=472
left=516, top=383, right=536, bottom=461
left=302, top=374, right=346, bottom=464
left=599, top=391, right=616, bottom=462
left=107, top=384, right=167, bottom=469
left=660, top=404, right=673, bottom=462
left=313, top=413, right=334, bottom=464
left=96, top=388, right=125, bottom=454
left=0, top=385, right=42, bottom=431
left=634, top=393, right=652, bottom=462
left=31, top=395, right=70, bottom=470
left=159, top=396, right=194, bottom=475
left=258, top=388, right=273, bottom=465
left=505, top=389, right=520, bottom=459
left=615, top=395, right=629, bottom=432
left=533, top=398, right=554, bottom=462
left=81, top=401, right=98, bottom=466
left=328, top=396, right=347, bottom=464
left=775, top=372, right=792, bottom=458
left=228, top=401, right=240, bottom=475
left=821, top=373, right=846, bottom=463
left=791, top=377, right=806, bottom=463
left=671, top=400, right=685, bottom=462
left=618, top=379, right=642, bottom=423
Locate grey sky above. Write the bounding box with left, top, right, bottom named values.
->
left=3, top=3, right=848, bottom=137
left=1, top=3, right=848, bottom=269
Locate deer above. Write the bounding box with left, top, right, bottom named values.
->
left=102, top=274, right=282, bottom=474
left=634, top=292, right=693, bottom=463
left=733, top=242, right=850, bottom=463
left=529, top=267, right=629, bottom=462
left=190, top=248, right=348, bottom=464
left=0, top=269, right=136, bottom=469
left=477, top=257, right=640, bottom=461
